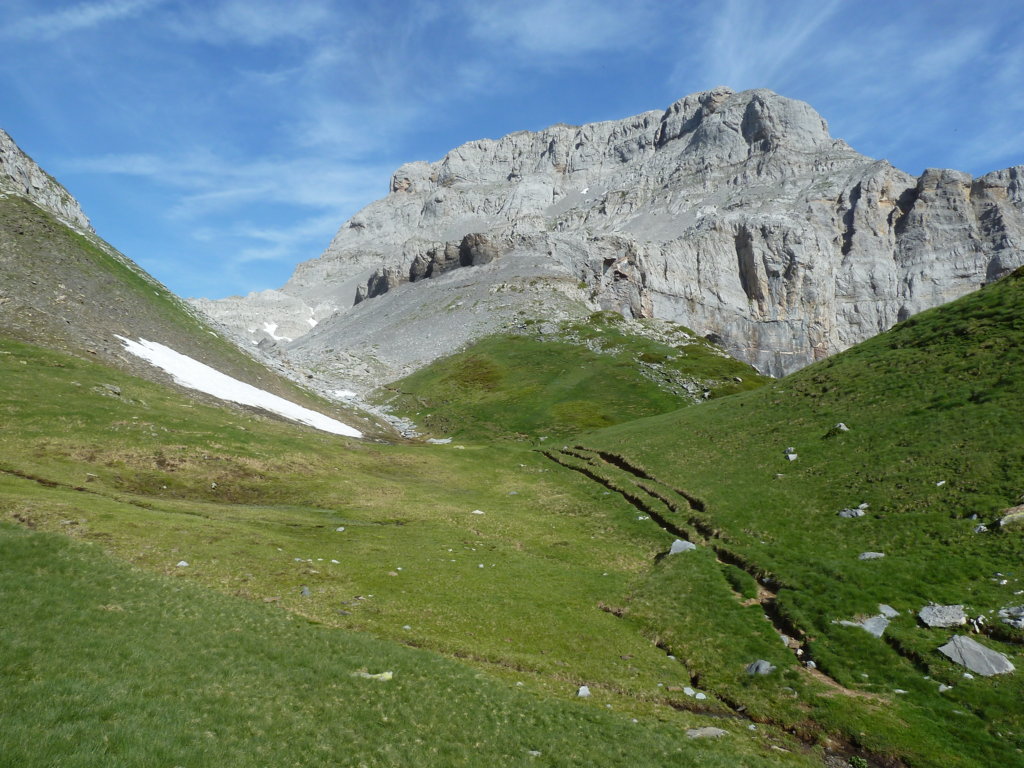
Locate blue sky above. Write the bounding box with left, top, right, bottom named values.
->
left=2, top=0, right=1022, bottom=299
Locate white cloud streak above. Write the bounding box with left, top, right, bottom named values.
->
left=2, top=0, right=163, bottom=41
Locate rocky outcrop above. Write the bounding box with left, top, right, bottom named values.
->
left=0, top=129, right=91, bottom=231
left=196, top=87, right=1024, bottom=378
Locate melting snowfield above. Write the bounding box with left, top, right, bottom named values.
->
left=116, top=336, right=362, bottom=438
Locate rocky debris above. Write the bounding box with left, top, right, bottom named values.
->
left=999, top=605, right=1024, bottom=629
left=838, top=508, right=866, bottom=518
left=938, top=635, right=1015, bottom=676
left=999, top=504, right=1024, bottom=528
left=746, top=659, right=776, bottom=676
left=195, top=87, right=1024, bottom=385
left=686, top=727, right=727, bottom=739
left=918, top=604, right=967, bottom=628
left=858, top=552, right=885, bottom=560
left=669, top=539, right=697, bottom=554
left=0, top=129, right=92, bottom=230
left=974, top=524, right=989, bottom=533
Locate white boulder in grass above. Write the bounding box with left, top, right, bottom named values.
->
left=669, top=539, right=696, bottom=554
left=577, top=685, right=591, bottom=697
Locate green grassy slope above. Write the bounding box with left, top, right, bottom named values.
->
left=574, top=268, right=1024, bottom=766
left=0, top=335, right=820, bottom=767
left=1, top=521, right=801, bottom=768
left=375, top=313, right=766, bottom=441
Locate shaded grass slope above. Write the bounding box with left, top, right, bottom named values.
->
left=577, top=268, right=1024, bottom=767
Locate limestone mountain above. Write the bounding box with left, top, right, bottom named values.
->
left=195, top=87, right=1024, bottom=384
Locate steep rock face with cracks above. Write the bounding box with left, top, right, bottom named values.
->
left=195, top=87, right=1024, bottom=380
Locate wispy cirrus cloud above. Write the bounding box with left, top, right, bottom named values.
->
left=462, top=0, right=660, bottom=59
left=166, top=0, right=335, bottom=46
left=0, top=0, right=163, bottom=41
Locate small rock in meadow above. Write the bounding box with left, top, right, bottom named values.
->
left=805, top=660, right=817, bottom=669
left=686, top=727, right=726, bottom=739
left=577, top=685, right=591, bottom=697
left=786, top=453, right=798, bottom=461
left=838, top=508, right=865, bottom=518
left=335, top=526, right=345, bottom=532
left=669, top=539, right=696, bottom=554
left=938, top=683, right=952, bottom=692
left=683, top=686, right=695, bottom=697
left=858, top=552, right=885, bottom=560
left=176, top=560, right=189, bottom=567
left=878, top=604, right=900, bottom=618
left=858, top=502, right=870, bottom=510
left=694, top=692, right=707, bottom=700
left=834, top=422, right=849, bottom=432
left=746, top=659, right=776, bottom=676
left=974, top=524, right=988, bottom=533
left=527, top=750, right=541, bottom=757
left=918, top=604, right=966, bottom=628
left=936, top=480, right=946, bottom=486
left=471, top=509, right=485, bottom=515
left=352, top=670, right=393, bottom=681
left=300, top=586, right=311, bottom=597
left=998, top=605, right=1024, bottom=629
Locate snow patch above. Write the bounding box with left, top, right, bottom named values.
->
left=116, top=336, right=361, bottom=438
left=262, top=322, right=292, bottom=342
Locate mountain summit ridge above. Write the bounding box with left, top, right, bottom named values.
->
left=194, top=87, right=1024, bottom=382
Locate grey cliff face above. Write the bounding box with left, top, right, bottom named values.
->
left=195, top=88, right=1024, bottom=380
left=0, top=129, right=92, bottom=231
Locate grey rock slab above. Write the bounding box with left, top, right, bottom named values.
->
left=938, top=635, right=1015, bottom=676
left=576, top=685, right=591, bottom=697
left=918, top=604, right=966, bottom=628
left=858, top=552, right=885, bottom=560
left=878, top=604, right=900, bottom=618
left=669, top=539, right=697, bottom=554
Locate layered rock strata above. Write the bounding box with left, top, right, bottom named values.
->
left=196, top=88, right=1024, bottom=378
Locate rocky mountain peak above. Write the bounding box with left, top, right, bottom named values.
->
left=193, top=88, right=1024, bottom=387
left=0, top=129, right=92, bottom=231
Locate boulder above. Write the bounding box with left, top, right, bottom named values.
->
left=838, top=508, right=866, bottom=518
left=918, top=604, right=966, bottom=628
left=746, top=659, right=776, bottom=676
left=858, top=552, right=885, bottom=560
left=669, top=539, right=697, bottom=554
left=999, top=505, right=1024, bottom=528
left=937, top=635, right=1015, bottom=676
left=998, top=605, right=1024, bottom=630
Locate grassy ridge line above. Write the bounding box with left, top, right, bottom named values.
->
left=1, top=522, right=814, bottom=768
left=579, top=269, right=1024, bottom=766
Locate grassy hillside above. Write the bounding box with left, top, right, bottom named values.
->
left=0, top=194, right=377, bottom=435
left=572, top=268, right=1024, bottom=766
left=375, top=312, right=766, bottom=441
left=0, top=335, right=820, bottom=767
